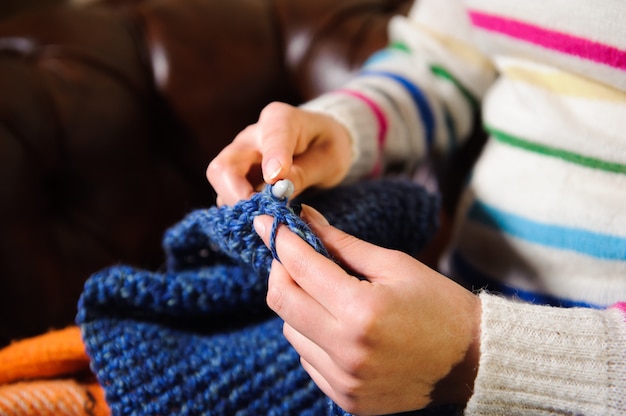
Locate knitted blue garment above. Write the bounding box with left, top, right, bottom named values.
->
left=77, top=178, right=460, bottom=416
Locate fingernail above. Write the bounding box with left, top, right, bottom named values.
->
left=302, top=205, right=329, bottom=226
left=265, top=158, right=282, bottom=181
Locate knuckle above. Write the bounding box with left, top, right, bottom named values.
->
left=332, top=379, right=369, bottom=416
left=342, top=300, right=383, bottom=348
left=341, top=347, right=371, bottom=378
left=334, top=332, right=377, bottom=377
left=205, top=158, right=224, bottom=178
left=265, top=278, right=284, bottom=313
left=262, top=101, right=293, bottom=117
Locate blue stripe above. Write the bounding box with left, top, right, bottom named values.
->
left=450, top=252, right=600, bottom=309
left=468, top=201, right=626, bottom=260
left=360, top=70, right=436, bottom=151
left=363, top=48, right=394, bottom=66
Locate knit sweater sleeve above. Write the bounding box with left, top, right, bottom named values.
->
left=465, top=293, right=626, bottom=415
left=301, top=0, right=496, bottom=182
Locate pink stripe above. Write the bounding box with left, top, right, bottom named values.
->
left=611, top=302, right=626, bottom=322
left=468, top=10, right=626, bottom=71
left=337, top=89, right=388, bottom=176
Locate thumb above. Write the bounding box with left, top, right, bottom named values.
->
left=301, top=205, right=401, bottom=283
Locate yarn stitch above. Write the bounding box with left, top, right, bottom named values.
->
left=163, top=183, right=329, bottom=277
left=77, top=178, right=459, bottom=415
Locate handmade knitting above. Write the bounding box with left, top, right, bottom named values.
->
left=77, top=178, right=458, bottom=416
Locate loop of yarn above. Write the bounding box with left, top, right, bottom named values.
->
left=163, top=184, right=329, bottom=277
left=163, top=178, right=439, bottom=276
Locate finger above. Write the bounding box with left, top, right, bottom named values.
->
left=288, top=149, right=344, bottom=192
left=254, top=214, right=361, bottom=314
left=301, top=205, right=409, bottom=284
left=214, top=172, right=256, bottom=206
left=256, top=102, right=301, bottom=183
left=207, top=129, right=262, bottom=205
left=299, top=357, right=346, bottom=412
left=281, top=324, right=345, bottom=406
left=266, top=258, right=336, bottom=344
left=287, top=118, right=352, bottom=191
left=258, top=103, right=349, bottom=192
left=282, top=322, right=336, bottom=375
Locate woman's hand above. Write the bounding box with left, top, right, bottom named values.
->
left=207, top=102, right=353, bottom=206
left=254, top=206, right=481, bottom=415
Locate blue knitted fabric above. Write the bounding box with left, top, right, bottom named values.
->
left=77, top=178, right=460, bottom=416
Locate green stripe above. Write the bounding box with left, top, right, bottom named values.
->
left=388, top=42, right=478, bottom=112
left=390, top=41, right=411, bottom=53
left=429, top=65, right=479, bottom=111
left=487, top=126, right=626, bottom=174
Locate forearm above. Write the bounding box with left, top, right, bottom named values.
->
left=302, top=0, right=496, bottom=182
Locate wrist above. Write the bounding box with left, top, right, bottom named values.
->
left=429, top=294, right=481, bottom=406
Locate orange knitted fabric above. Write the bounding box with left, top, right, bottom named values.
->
left=0, top=326, right=109, bottom=416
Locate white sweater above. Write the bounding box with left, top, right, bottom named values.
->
left=302, top=0, right=626, bottom=413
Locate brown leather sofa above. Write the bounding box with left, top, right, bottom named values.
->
left=0, top=0, right=415, bottom=345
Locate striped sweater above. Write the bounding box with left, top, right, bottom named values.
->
left=302, top=0, right=626, bottom=414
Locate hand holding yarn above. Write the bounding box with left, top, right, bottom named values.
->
left=206, top=102, right=353, bottom=206
left=164, top=178, right=329, bottom=277
left=254, top=206, right=482, bottom=415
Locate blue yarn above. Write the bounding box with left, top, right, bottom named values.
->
left=162, top=184, right=329, bottom=277
left=77, top=178, right=460, bottom=415
left=162, top=178, right=440, bottom=274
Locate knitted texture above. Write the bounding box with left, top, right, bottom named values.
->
left=77, top=178, right=456, bottom=416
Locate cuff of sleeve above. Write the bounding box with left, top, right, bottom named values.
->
left=466, top=292, right=626, bottom=415
left=301, top=92, right=379, bottom=183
